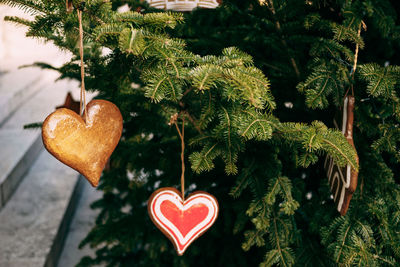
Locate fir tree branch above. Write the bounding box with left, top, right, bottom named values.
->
left=183, top=111, right=203, bottom=135
left=0, top=0, right=46, bottom=15
left=336, top=224, right=351, bottom=263
left=4, top=16, right=32, bottom=27
left=322, top=138, right=357, bottom=171
left=265, top=0, right=300, bottom=79
left=272, top=211, right=289, bottom=267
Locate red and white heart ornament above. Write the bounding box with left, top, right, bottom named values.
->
left=148, top=187, right=219, bottom=255
left=148, top=115, right=219, bottom=255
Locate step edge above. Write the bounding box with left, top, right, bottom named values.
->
left=44, top=176, right=85, bottom=267
left=0, top=75, right=44, bottom=127
left=0, top=132, right=43, bottom=210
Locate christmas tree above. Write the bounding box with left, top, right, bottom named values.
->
left=1, top=0, right=400, bottom=265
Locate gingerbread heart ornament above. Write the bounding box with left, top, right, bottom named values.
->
left=42, top=99, right=123, bottom=187
left=148, top=187, right=219, bottom=255
left=324, top=96, right=359, bottom=215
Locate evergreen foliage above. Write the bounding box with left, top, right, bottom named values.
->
left=2, top=0, right=400, bottom=265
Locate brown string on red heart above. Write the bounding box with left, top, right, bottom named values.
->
left=148, top=113, right=219, bottom=255
left=77, top=9, right=88, bottom=123
left=169, top=113, right=186, bottom=200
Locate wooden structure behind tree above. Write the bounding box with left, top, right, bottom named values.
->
left=146, top=0, right=220, bottom=11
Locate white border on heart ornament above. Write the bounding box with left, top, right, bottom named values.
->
left=149, top=189, right=218, bottom=255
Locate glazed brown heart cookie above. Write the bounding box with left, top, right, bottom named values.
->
left=42, top=99, right=123, bottom=187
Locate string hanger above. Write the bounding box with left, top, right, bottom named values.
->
left=76, top=7, right=88, bottom=123
left=345, top=21, right=366, bottom=99
left=169, top=113, right=186, bottom=200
